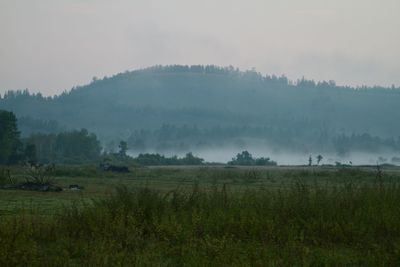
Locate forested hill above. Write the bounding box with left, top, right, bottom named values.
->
left=1, top=65, right=400, bottom=154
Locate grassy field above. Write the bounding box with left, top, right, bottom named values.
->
left=1, top=165, right=400, bottom=265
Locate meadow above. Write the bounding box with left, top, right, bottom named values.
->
left=1, top=165, right=400, bottom=266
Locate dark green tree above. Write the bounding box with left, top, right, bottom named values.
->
left=182, top=152, right=204, bottom=165
left=24, top=143, right=37, bottom=165
left=0, top=110, right=22, bottom=164
left=55, top=129, right=101, bottom=163
left=24, top=133, right=57, bottom=163
left=233, top=151, right=254, bottom=165
left=229, top=151, right=276, bottom=166
left=316, top=155, right=323, bottom=165
left=118, top=141, right=128, bottom=158
left=25, top=129, right=101, bottom=164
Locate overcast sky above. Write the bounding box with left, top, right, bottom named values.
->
left=1, top=0, right=399, bottom=95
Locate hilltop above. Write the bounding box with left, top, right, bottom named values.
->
left=1, top=65, right=400, bottom=155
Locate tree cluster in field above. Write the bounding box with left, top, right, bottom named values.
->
left=3, top=109, right=400, bottom=167
left=228, top=151, right=277, bottom=166
left=134, top=152, right=204, bottom=166
left=25, top=130, right=102, bottom=164
left=2, top=111, right=280, bottom=166
left=0, top=110, right=102, bottom=165
left=102, top=141, right=204, bottom=166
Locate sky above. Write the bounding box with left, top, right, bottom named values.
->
left=1, top=0, right=399, bottom=96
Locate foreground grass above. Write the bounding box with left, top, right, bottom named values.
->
left=1, top=179, right=400, bottom=266
left=2, top=165, right=398, bottom=216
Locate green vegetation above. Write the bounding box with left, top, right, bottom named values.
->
left=0, top=110, right=23, bottom=164
left=1, top=110, right=103, bottom=165
left=2, top=66, right=400, bottom=155
left=1, top=166, right=400, bottom=265
left=0, top=165, right=400, bottom=265
left=17, top=116, right=63, bottom=136
left=103, top=147, right=205, bottom=167
left=24, top=129, right=102, bottom=164
left=228, top=150, right=277, bottom=166
left=131, top=152, right=204, bottom=166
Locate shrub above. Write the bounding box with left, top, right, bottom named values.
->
left=229, top=151, right=277, bottom=166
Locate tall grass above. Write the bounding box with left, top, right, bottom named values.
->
left=1, top=181, right=400, bottom=266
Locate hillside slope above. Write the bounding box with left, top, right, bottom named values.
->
left=1, top=65, right=400, bottom=154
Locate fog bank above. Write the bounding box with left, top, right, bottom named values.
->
left=128, top=147, right=400, bottom=166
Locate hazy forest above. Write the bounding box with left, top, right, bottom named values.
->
left=1, top=65, right=400, bottom=165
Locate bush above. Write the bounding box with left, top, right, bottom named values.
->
left=229, top=151, right=277, bottom=166
left=133, top=152, right=204, bottom=166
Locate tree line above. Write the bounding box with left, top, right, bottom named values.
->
left=0, top=110, right=102, bottom=165
left=228, top=151, right=277, bottom=166
left=2, top=110, right=280, bottom=166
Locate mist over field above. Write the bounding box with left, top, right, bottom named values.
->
left=128, top=147, right=400, bottom=166
left=1, top=65, right=400, bottom=166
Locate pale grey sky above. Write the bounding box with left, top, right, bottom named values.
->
left=1, top=0, right=399, bottom=95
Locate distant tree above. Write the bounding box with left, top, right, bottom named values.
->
left=0, top=110, right=22, bottom=164
left=118, top=141, right=128, bottom=158
left=316, top=155, right=323, bottom=165
left=55, top=129, right=101, bottom=163
left=229, top=151, right=277, bottom=166
left=230, top=151, right=254, bottom=165
left=17, top=116, right=62, bottom=136
left=308, top=156, right=313, bottom=166
left=255, top=157, right=277, bottom=166
left=133, top=153, right=204, bottom=166
left=24, top=133, right=57, bottom=163
left=135, top=153, right=164, bottom=165
left=24, top=143, right=37, bottom=165
left=25, top=129, right=101, bottom=164
left=182, top=152, right=204, bottom=165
